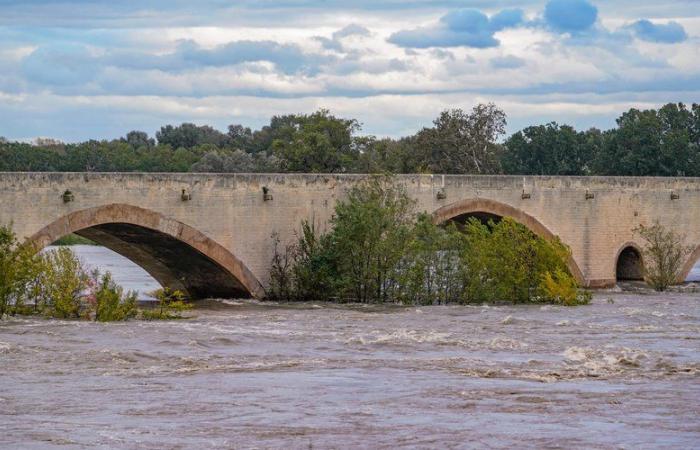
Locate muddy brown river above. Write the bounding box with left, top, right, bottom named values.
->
left=1, top=247, right=699, bottom=448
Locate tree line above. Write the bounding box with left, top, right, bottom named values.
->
left=1, top=102, right=699, bottom=176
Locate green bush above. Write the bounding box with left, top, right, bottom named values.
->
left=329, top=176, right=415, bottom=302
left=539, top=269, right=590, bottom=306
left=35, top=248, right=90, bottom=319
left=269, top=178, right=586, bottom=305
left=0, top=224, right=41, bottom=317
left=92, top=271, right=138, bottom=322
left=635, top=222, right=692, bottom=291
left=392, top=215, right=465, bottom=305
left=460, top=217, right=574, bottom=304
left=142, top=287, right=191, bottom=320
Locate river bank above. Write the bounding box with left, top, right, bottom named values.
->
left=1, top=292, right=698, bottom=448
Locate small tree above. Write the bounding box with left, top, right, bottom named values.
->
left=91, top=271, right=138, bottom=322
left=0, top=224, right=41, bottom=317
left=37, top=248, right=90, bottom=318
left=143, top=287, right=191, bottom=320
left=392, top=215, right=465, bottom=305
left=331, top=176, right=415, bottom=302
left=635, top=222, right=691, bottom=291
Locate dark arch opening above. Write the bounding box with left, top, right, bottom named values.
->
left=616, top=246, right=644, bottom=281
left=447, top=211, right=502, bottom=228
left=31, top=204, right=264, bottom=300
left=683, top=246, right=700, bottom=282
left=72, top=224, right=249, bottom=299
left=432, top=198, right=585, bottom=285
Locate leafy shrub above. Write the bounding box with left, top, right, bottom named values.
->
left=269, top=178, right=585, bottom=305
left=35, top=247, right=90, bottom=319
left=460, top=217, right=574, bottom=304
left=635, top=222, right=692, bottom=291
left=0, top=224, right=41, bottom=317
left=91, top=271, right=138, bottom=322
left=142, top=287, right=191, bottom=320
left=392, top=215, right=465, bottom=305
left=539, top=269, right=590, bottom=306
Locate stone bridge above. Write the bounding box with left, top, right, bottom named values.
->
left=1, top=173, right=699, bottom=299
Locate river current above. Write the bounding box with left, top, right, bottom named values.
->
left=1, top=246, right=699, bottom=448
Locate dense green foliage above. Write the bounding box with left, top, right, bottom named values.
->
left=269, top=178, right=590, bottom=305
left=635, top=222, right=692, bottom=291
left=2, top=103, right=698, bottom=176
left=0, top=224, right=181, bottom=321
left=0, top=225, right=40, bottom=317
left=91, top=272, right=138, bottom=322
left=142, top=288, right=192, bottom=320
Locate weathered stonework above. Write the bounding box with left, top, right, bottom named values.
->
left=1, top=172, right=699, bottom=297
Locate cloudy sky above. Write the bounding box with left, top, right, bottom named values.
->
left=0, top=0, right=698, bottom=142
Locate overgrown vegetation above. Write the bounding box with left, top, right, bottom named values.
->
left=141, top=288, right=192, bottom=320
left=0, top=224, right=189, bottom=321
left=635, top=222, right=692, bottom=291
left=269, top=177, right=590, bottom=305
left=2, top=103, right=698, bottom=177
left=90, top=272, right=138, bottom=322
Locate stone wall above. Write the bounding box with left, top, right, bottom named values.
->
left=1, top=172, right=699, bottom=295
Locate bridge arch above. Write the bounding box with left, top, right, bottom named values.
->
left=614, top=242, right=644, bottom=282
left=29, top=203, right=264, bottom=299
left=432, top=198, right=585, bottom=285
left=680, top=244, right=700, bottom=283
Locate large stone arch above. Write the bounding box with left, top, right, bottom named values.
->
left=680, top=244, right=700, bottom=283
left=432, top=198, right=585, bottom=285
left=29, top=203, right=264, bottom=299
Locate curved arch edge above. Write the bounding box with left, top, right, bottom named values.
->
left=614, top=242, right=645, bottom=282
left=28, top=203, right=265, bottom=299
left=679, top=244, right=700, bottom=283
left=432, top=198, right=586, bottom=286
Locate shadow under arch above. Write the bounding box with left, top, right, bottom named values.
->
left=29, top=204, right=264, bottom=299
left=680, top=244, right=700, bottom=283
left=432, top=198, right=585, bottom=285
left=614, top=242, right=644, bottom=281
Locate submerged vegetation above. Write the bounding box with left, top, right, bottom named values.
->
left=635, top=222, right=692, bottom=291
left=0, top=224, right=190, bottom=321
left=142, top=288, right=192, bottom=320
left=270, top=177, right=591, bottom=305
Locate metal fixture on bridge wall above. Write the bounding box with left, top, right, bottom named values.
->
left=62, top=190, right=74, bottom=203
left=263, top=186, right=273, bottom=201
left=671, top=191, right=680, bottom=200
left=181, top=189, right=192, bottom=201
left=585, top=190, right=595, bottom=200
left=521, top=190, right=531, bottom=199
left=436, top=188, right=446, bottom=200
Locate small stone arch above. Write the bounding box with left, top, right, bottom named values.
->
left=614, top=242, right=645, bottom=281
left=680, top=244, right=700, bottom=283
left=29, top=203, right=264, bottom=299
left=432, top=198, right=585, bottom=285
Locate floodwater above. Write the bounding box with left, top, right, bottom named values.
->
left=1, top=247, right=699, bottom=448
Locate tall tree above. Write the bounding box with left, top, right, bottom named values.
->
left=270, top=109, right=360, bottom=172
left=156, top=123, right=229, bottom=149
left=122, top=130, right=155, bottom=149
left=502, top=122, right=597, bottom=175
left=414, top=103, right=506, bottom=174
left=593, top=103, right=699, bottom=176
